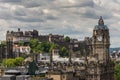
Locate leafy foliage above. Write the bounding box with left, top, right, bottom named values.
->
left=29, top=39, right=59, bottom=53
left=49, top=43, right=59, bottom=52
left=29, top=39, right=39, bottom=53
left=18, top=41, right=24, bottom=46
left=29, top=39, right=60, bottom=62
left=15, top=57, right=24, bottom=66
left=29, top=39, right=70, bottom=57
left=39, top=41, right=51, bottom=53
left=115, top=61, right=120, bottom=80
left=28, top=60, right=38, bottom=75
left=64, top=36, right=70, bottom=42
left=2, top=59, right=15, bottom=68
left=60, top=47, right=69, bottom=57
left=0, top=41, right=6, bottom=47
left=2, top=57, right=24, bottom=68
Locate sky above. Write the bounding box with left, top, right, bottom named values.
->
left=0, top=0, right=119, bottom=47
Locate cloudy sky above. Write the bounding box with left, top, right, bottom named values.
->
left=0, top=0, right=119, bottom=47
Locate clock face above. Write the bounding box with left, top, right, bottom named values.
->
left=97, top=36, right=102, bottom=41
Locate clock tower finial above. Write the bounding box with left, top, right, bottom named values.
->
left=98, top=16, right=104, bottom=26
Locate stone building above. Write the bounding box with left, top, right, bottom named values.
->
left=0, top=45, right=6, bottom=62
left=85, top=17, right=114, bottom=80
left=46, top=70, right=79, bottom=80
left=5, top=28, right=38, bottom=58
left=46, top=17, right=114, bottom=80
left=6, top=28, right=38, bottom=44
left=39, top=33, right=64, bottom=42
left=5, top=28, right=84, bottom=58
left=2, top=17, right=114, bottom=80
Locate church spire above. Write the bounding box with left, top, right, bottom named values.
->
left=98, top=16, right=104, bottom=26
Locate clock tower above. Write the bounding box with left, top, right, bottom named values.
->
left=92, top=16, right=110, bottom=63
left=86, top=17, right=114, bottom=80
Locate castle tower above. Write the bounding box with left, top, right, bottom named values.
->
left=86, top=17, right=114, bottom=80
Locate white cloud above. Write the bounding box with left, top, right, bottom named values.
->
left=68, top=0, right=76, bottom=4
left=0, top=0, right=119, bottom=47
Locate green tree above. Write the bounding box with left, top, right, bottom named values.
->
left=115, top=61, right=120, bottom=80
left=18, top=41, right=24, bottom=46
left=2, top=59, right=16, bottom=68
left=1, top=59, right=7, bottom=67
left=28, top=60, right=38, bottom=75
left=49, top=43, right=59, bottom=52
left=39, top=42, right=50, bottom=53
left=64, top=36, right=70, bottom=42
left=60, top=47, right=68, bottom=57
left=7, top=59, right=16, bottom=68
left=35, top=43, right=42, bottom=53
left=35, top=42, right=59, bottom=53
left=0, top=41, right=6, bottom=47
left=29, top=40, right=60, bottom=61
left=29, top=39, right=59, bottom=53
left=29, top=39, right=39, bottom=53
left=15, top=57, right=24, bottom=66
left=2, top=57, right=24, bottom=68
left=29, top=39, right=40, bottom=61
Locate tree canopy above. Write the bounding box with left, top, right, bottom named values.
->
left=29, top=39, right=39, bottom=53
left=15, top=57, right=24, bottom=66
left=18, top=41, right=24, bottom=46
left=29, top=39, right=70, bottom=58
left=0, top=41, right=6, bottom=47
left=49, top=43, right=59, bottom=52
left=28, top=60, right=38, bottom=75
left=29, top=39, right=59, bottom=53
left=60, top=47, right=69, bottom=57
left=2, top=57, right=24, bottom=68
left=115, top=61, right=120, bottom=80
left=64, top=36, right=70, bottom=42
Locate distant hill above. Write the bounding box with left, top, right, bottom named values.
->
left=110, top=47, right=120, bottom=53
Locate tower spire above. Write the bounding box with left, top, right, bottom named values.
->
left=98, top=16, right=104, bottom=26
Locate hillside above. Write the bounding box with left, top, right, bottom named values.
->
left=110, top=47, right=120, bottom=53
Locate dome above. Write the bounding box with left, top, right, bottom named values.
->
left=94, top=25, right=108, bottom=30
left=94, top=16, right=109, bottom=30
